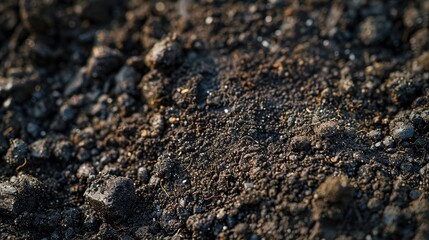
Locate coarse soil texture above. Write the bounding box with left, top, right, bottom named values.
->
left=1, top=0, right=429, bottom=239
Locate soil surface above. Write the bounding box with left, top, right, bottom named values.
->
left=1, top=0, right=429, bottom=239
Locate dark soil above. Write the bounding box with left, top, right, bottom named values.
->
left=1, top=0, right=429, bottom=239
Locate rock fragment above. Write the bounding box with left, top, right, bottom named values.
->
left=84, top=175, right=137, bottom=221
left=86, top=46, right=124, bottom=79
left=386, top=71, right=422, bottom=106
left=6, top=139, right=29, bottom=169
left=410, top=108, right=429, bottom=130
left=53, top=140, right=75, bottom=162
left=312, top=176, right=354, bottom=221
left=359, top=16, right=391, bottom=45
left=65, top=68, right=86, bottom=96
left=145, top=34, right=183, bottom=70
left=114, top=65, right=141, bottom=94
left=76, top=163, right=96, bottom=180
left=0, top=174, right=46, bottom=215
left=383, top=205, right=402, bottom=234
left=290, top=135, right=311, bottom=152
left=154, top=155, right=176, bottom=179
left=390, top=121, right=415, bottom=141
left=30, top=138, right=51, bottom=159
left=314, top=121, right=339, bottom=139
left=140, top=70, right=168, bottom=108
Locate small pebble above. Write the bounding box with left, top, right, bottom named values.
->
left=314, top=120, right=339, bottom=139
left=145, top=34, right=183, bottom=70
left=84, top=175, right=137, bottom=221
left=382, top=136, right=395, bottom=148
left=76, top=163, right=95, bottom=180
left=6, top=139, right=29, bottom=169
left=386, top=71, right=422, bottom=106
left=30, top=138, right=51, bottom=159
left=368, top=129, right=383, bottom=141
left=390, top=121, right=415, bottom=141
left=290, top=135, right=311, bottom=152
left=86, top=46, right=124, bottom=79
left=359, top=16, right=391, bottom=45
left=53, top=140, right=75, bottom=162
left=0, top=174, right=46, bottom=215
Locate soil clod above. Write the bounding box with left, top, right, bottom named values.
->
left=84, top=175, right=137, bottom=221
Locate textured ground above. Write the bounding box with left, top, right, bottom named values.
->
left=1, top=0, right=429, bottom=239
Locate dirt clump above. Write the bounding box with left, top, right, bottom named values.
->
left=1, top=0, right=429, bottom=239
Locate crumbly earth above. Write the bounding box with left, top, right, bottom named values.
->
left=1, top=0, right=429, bottom=239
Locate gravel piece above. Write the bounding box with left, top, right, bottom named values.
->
left=84, top=175, right=137, bottom=221
left=145, top=34, right=183, bottom=70
left=53, top=140, right=75, bottom=162
left=65, top=68, right=86, bottom=96
left=410, top=108, right=429, bottom=130
left=314, top=121, right=339, bottom=139
left=232, top=223, right=250, bottom=239
left=386, top=71, right=422, bottom=106
left=154, top=155, right=177, bottom=179
left=312, top=176, right=354, bottom=221
left=114, top=66, right=141, bottom=94
left=368, top=129, right=383, bottom=141
left=60, top=105, right=75, bottom=122
left=290, top=135, right=311, bottom=152
left=30, top=138, right=51, bottom=159
left=140, top=70, right=167, bottom=108
left=359, top=16, right=391, bottom=45
left=137, top=166, right=150, bottom=183
left=367, top=197, right=382, bottom=212
left=76, top=163, right=96, bottom=180
left=6, top=139, right=29, bottom=169
left=383, top=136, right=395, bottom=148
left=86, top=46, right=124, bottom=80
left=390, top=121, right=415, bottom=141
left=26, top=122, right=41, bottom=138
left=0, top=174, right=46, bottom=215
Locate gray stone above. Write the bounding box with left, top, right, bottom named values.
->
left=390, top=121, right=415, bottom=140
left=6, top=139, right=29, bottom=169
left=145, top=34, right=183, bottom=69
left=314, top=121, right=339, bottom=139
left=84, top=175, right=136, bottom=221
left=86, top=46, right=124, bottom=79
left=114, top=66, right=141, bottom=94
left=0, top=174, right=46, bottom=215
left=386, top=71, right=422, bottom=106
left=53, top=140, right=75, bottom=162
left=30, top=138, right=51, bottom=159
left=290, top=135, right=311, bottom=152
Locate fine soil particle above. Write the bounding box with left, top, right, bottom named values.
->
left=1, top=0, right=429, bottom=239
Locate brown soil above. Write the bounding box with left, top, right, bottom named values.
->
left=1, top=0, right=429, bottom=239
